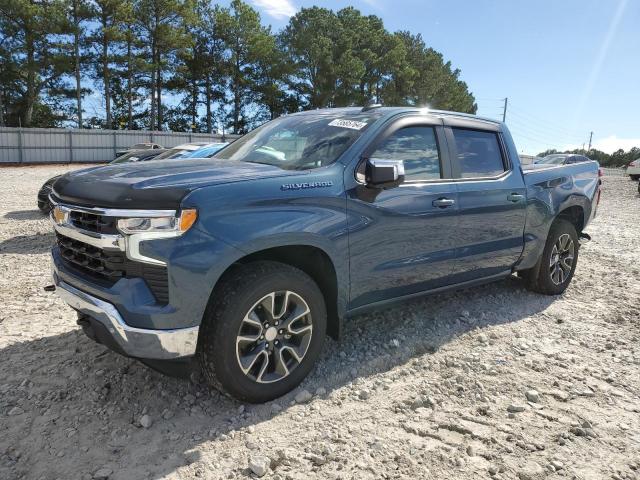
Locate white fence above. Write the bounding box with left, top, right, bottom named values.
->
left=0, top=127, right=239, bottom=164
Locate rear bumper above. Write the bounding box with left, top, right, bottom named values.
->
left=54, top=271, right=199, bottom=360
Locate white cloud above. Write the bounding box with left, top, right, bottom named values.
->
left=564, top=135, right=640, bottom=154
left=251, top=0, right=297, bottom=19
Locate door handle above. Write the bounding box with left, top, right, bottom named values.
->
left=432, top=198, right=456, bottom=208
left=507, top=193, right=525, bottom=203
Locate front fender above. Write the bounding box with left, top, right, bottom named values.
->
left=178, top=168, right=350, bottom=320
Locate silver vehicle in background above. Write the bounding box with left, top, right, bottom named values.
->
left=152, top=142, right=212, bottom=160
left=535, top=154, right=591, bottom=165
left=115, top=142, right=164, bottom=158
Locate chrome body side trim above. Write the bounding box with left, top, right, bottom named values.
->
left=49, top=193, right=176, bottom=217
left=54, top=275, right=198, bottom=359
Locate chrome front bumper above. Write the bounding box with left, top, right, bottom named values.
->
left=54, top=275, right=199, bottom=359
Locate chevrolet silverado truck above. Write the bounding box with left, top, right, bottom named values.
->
left=49, top=107, right=601, bottom=403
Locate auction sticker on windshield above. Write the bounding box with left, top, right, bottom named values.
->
left=328, top=119, right=368, bottom=130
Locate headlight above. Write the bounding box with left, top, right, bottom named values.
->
left=117, top=209, right=197, bottom=235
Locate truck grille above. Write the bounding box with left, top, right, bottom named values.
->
left=69, top=211, right=118, bottom=235
left=56, top=233, right=169, bottom=304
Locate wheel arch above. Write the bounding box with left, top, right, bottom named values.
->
left=556, top=204, right=585, bottom=234
left=515, top=194, right=589, bottom=272
left=206, top=244, right=343, bottom=340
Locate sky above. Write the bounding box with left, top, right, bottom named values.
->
left=234, top=0, right=640, bottom=155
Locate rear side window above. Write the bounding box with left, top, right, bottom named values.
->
left=566, top=155, right=587, bottom=164
left=452, top=128, right=506, bottom=178
left=370, top=126, right=441, bottom=181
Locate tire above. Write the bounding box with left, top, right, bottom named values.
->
left=198, top=261, right=327, bottom=403
left=521, top=219, right=579, bottom=295
left=38, top=200, right=51, bottom=214
left=630, top=175, right=639, bottom=181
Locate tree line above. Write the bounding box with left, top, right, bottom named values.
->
left=0, top=0, right=477, bottom=133
left=537, top=147, right=640, bottom=167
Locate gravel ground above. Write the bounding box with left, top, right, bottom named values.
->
left=1, top=165, right=639, bottom=480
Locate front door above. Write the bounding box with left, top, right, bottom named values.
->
left=346, top=117, right=460, bottom=309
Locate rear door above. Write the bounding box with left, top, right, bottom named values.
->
left=346, top=116, right=460, bottom=308
left=444, top=121, right=527, bottom=282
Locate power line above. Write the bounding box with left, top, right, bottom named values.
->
left=507, top=127, right=577, bottom=151
left=506, top=117, right=586, bottom=144
left=473, top=96, right=592, bottom=152
left=507, top=110, right=585, bottom=139
left=478, top=101, right=583, bottom=137
left=507, top=103, right=585, bottom=137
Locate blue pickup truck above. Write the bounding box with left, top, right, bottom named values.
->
left=49, top=107, right=601, bottom=402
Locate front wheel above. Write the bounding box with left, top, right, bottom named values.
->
left=38, top=200, right=52, bottom=214
left=198, top=261, right=326, bottom=403
left=521, top=219, right=579, bottom=295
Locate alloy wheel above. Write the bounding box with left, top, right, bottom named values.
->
left=549, top=233, right=575, bottom=285
left=235, top=291, right=313, bottom=383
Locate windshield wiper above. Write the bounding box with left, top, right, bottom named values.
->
left=243, top=160, right=278, bottom=167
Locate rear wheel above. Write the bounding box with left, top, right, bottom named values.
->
left=198, top=261, right=326, bottom=403
left=522, top=219, right=579, bottom=295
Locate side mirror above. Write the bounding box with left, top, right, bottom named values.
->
left=365, top=158, right=405, bottom=188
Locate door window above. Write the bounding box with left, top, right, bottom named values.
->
left=452, top=128, right=506, bottom=178
left=370, top=126, right=441, bottom=181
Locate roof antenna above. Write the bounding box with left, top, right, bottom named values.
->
left=361, top=99, right=382, bottom=112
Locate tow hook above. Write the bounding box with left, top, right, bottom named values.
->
left=579, top=233, right=591, bottom=245
left=43, top=285, right=56, bottom=292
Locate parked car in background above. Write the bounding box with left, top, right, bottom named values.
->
left=110, top=148, right=167, bottom=164
left=518, top=154, right=537, bottom=165
left=626, top=158, right=640, bottom=180
left=535, top=154, right=591, bottom=165
left=152, top=142, right=211, bottom=160
left=115, top=142, right=163, bottom=158
left=37, top=149, right=167, bottom=213
left=48, top=106, right=601, bottom=402
left=181, top=142, right=228, bottom=158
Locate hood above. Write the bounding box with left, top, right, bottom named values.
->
left=52, top=158, right=294, bottom=209
left=44, top=174, right=63, bottom=186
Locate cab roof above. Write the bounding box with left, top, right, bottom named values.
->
left=291, top=106, right=501, bottom=127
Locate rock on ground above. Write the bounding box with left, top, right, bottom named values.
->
left=248, top=455, right=270, bottom=477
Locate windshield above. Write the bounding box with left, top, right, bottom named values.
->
left=110, top=150, right=162, bottom=164
left=183, top=143, right=228, bottom=158
left=213, top=113, right=379, bottom=169
left=111, top=151, right=142, bottom=164
left=538, top=154, right=568, bottom=165
left=154, top=148, right=193, bottom=160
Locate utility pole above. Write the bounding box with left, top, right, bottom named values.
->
left=502, top=97, right=508, bottom=123
left=587, top=131, right=593, bottom=151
